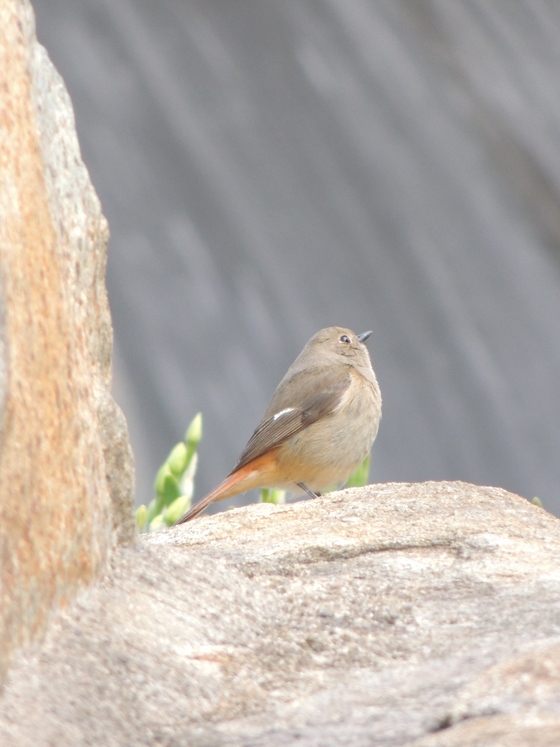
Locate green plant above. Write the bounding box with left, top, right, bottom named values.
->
left=135, top=412, right=202, bottom=532
left=260, top=487, right=286, bottom=504
left=344, top=454, right=370, bottom=489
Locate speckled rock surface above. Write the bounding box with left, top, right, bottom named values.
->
left=0, top=0, right=134, bottom=684
left=0, top=482, right=559, bottom=746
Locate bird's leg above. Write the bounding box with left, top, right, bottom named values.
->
left=297, top=482, right=319, bottom=499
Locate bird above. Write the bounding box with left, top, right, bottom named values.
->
left=175, top=326, right=381, bottom=523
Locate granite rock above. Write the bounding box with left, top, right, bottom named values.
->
left=0, top=0, right=135, bottom=684
left=0, top=482, right=559, bottom=746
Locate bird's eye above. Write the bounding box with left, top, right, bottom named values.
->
left=339, top=335, right=351, bottom=344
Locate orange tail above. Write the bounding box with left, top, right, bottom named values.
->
left=174, top=453, right=277, bottom=524
left=174, top=473, right=241, bottom=524
left=174, top=454, right=270, bottom=526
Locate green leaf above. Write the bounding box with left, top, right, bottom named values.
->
left=185, top=412, right=203, bottom=448
left=184, top=412, right=203, bottom=467
left=164, top=494, right=191, bottom=525
left=260, top=488, right=286, bottom=504
left=345, top=454, right=370, bottom=489
left=167, top=441, right=189, bottom=477
left=185, top=412, right=202, bottom=448
left=271, top=489, right=286, bottom=504
left=179, top=470, right=195, bottom=504
left=531, top=496, right=543, bottom=508
left=149, top=514, right=166, bottom=532
left=161, top=472, right=181, bottom=507
left=146, top=498, right=160, bottom=524
left=260, top=488, right=271, bottom=503
left=135, top=504, right=148, bottom=532
left=154, top=463, right=171, bottom=497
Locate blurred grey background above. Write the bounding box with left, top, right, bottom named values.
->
left=33, top=1, right=560, bottom=515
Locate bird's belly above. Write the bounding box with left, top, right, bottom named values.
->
left=275, top=381, right=381, bottom=491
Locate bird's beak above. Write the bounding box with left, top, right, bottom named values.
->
left=357, top=331, right=372, bottom=343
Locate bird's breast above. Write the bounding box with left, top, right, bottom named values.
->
left=275, top=371, right=381, bottom=491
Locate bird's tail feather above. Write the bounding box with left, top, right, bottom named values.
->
left=174, top=471, right=248, bottom=525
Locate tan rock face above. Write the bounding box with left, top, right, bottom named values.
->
left=0, top=0, right=134, bottom=682
left=0, top=483, right=559, bottom=746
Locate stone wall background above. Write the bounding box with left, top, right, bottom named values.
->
left=32, top=0, right=560, bottom=516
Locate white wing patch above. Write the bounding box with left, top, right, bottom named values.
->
left=273, top=407, right=296, bottom=421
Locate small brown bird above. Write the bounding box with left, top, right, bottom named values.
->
left=175, top=326, right=381, bottom=523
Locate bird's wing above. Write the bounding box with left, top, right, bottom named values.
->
left=231, top=369, right=351, bottom=473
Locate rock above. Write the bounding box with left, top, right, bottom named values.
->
left=0, top=0, right=135, bottom=685
left=0, top=482, right=559, bottom=746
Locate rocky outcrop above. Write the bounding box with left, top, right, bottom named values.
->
left=0, top=0, right=135, bottom=685
left=0, top=482, right=559, bottom=746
